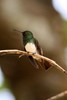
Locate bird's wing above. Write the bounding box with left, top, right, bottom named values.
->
left=35, top=39, right=51, bottom=70
left=34, top=39, right=43, bottom=55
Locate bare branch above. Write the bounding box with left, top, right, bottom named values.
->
left=47, top=90, right=67, bottom=100
left=0, top=49, right=67, bottom=75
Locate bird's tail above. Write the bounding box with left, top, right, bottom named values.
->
left=29, top=56, right=51, bottom=70
left=29, top=56, right=39, bottom=69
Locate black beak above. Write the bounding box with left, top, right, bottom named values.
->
left=13, top=29, right=22, bottom=33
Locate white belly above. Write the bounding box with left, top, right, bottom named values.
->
left=25, top=43, right=38, bottom=53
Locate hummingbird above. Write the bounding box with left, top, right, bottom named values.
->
left=14, top=29, right=50, bottom=69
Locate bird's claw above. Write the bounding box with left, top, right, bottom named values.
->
left=19, top=54, right=24, bottom=58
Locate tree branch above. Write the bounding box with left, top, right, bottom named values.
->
left=47, top=90, right=67, bottom=100
left=0, top=49, right=67, bottom=75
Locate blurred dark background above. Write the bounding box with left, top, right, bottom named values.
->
left=0, top=0, right=67, bottom=100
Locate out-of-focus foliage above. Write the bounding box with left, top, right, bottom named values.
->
left=0, top=69, right=15, bottom=100
left=63, top=21, right=67, bottom=45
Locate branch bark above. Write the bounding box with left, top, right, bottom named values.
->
left=0, top=49, right=67, bottom=75
left=47, top=90, right=67, bottom=100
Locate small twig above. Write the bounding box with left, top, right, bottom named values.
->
left=0, top=49, right=67, bottom=75
left=47, top=90, right=67, bottom=100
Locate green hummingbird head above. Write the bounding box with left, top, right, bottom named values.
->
left=14, top=29, right=34, bottom=45
left=23, top=31, right=33, bottom=39
left=22, top=31, right=34, bottom=45
left=14, top=29, right=33, bottom=39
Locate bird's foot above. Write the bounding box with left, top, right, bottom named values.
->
left=19, top=54, right=24, bottom=58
